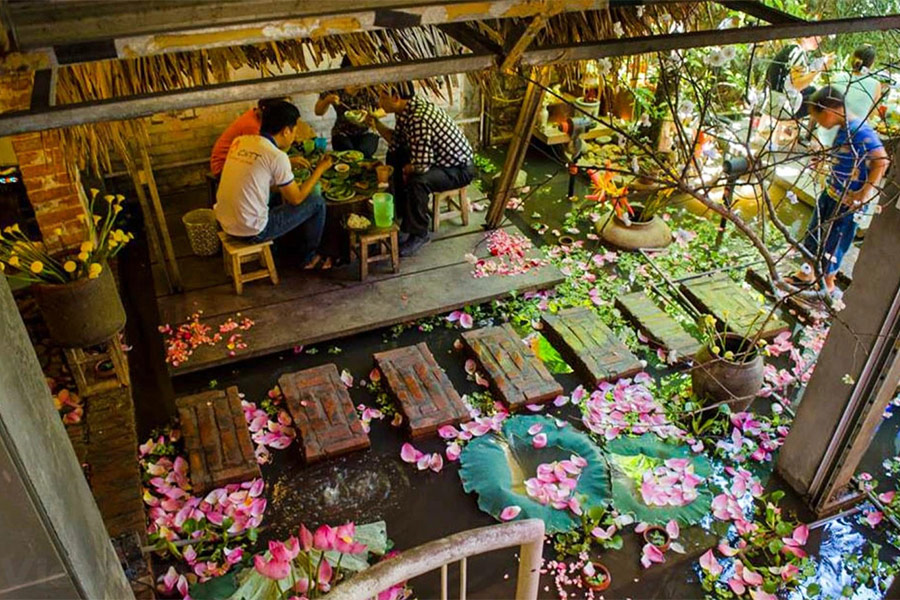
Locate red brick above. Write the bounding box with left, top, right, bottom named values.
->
left=14, top=150, right=46, bottom=166
left=20, top=163, right=60, bottom=179
left=36, top=205, right=83, bottom=226
left=27, top=186, right=77, bottom=206
left=11, top=135, right=46, bottom=153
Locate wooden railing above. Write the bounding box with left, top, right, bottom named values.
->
left=328, top=519, right=546, bottom=600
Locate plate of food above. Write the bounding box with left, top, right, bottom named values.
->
left=344, top=109, right=368, bottom=125
left=334, top=150, right=365, bottom=163
left=324, top=184, right=356, bottom=202
left=334, top=163, right=351, bottom=174
left=346, top=213, right=372, bottom=230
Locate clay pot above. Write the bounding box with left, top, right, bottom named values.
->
left=33, top=262, right=126, bottom=348
left=642, top=526, right=671, bottom=552
left=596, top=206, right=672, bottom=250
left=691, top=333, right=764, bottom=411
left=583, top=562, right=611, bottom=592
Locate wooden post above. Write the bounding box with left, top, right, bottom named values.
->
left=138, top=145, right=183, bottom=292
left=485, top=66, right=549, bottom=229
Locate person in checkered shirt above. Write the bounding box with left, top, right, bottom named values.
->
left=371, top=88, right=474, bottom=256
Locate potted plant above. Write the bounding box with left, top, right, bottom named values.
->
left=582, top=561, right=611, bottom=592
left=691, top=314, right=764, bottom=410
left=642, top=525, right=671, bottom=552
left=591, top=166, right=674, bottom=250
left=1, top=189, right=133, bottom=347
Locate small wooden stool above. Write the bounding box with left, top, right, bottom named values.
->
left=218, top=231, right=279, bottom=295
left=349, top=224, right=400, bottom=281
left=431, top=187, right=470, bottom=231
left=63, top=334, right=131, bottom=397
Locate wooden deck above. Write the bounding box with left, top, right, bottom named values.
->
left=156, top=190, right=564, bottom=375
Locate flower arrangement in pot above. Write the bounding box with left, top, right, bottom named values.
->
left=590, top=164, right=674, bottom=250
left=0, top=189, right=133, bottom=347
left=692, top=314, right=765, bottom=410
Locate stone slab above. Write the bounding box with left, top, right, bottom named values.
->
left=680, top=274, right=791, bottom=340
left=462, top=324, right=563, bottom=409
left=615, top=292, right=702, bottom=362
left=542, top=307, right=643, bottom=385
left=374, top=343, right=470, bottom=438
left=279, top=364, right=370, bottom=463
left=175, top=386, right=260, bottom=494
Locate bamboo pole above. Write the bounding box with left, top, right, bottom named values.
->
left=485, top=66, right=549, bottom=229
left=138, top=145, right=182, bottom=292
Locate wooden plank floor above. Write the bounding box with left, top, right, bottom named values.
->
left=615, top=292, right=701, bottom=361
left=161, top=222, right=564, bottom=375
left=541, top=307, right=642, bottom=386
left=680, top=274, right=790, bottom=340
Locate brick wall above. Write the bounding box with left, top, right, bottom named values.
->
left=0, top=72, right=87, bottom=249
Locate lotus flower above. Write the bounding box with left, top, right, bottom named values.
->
left=299, top=524, right=314, bottom=551
left=313, top=525, right=336, bottom=551
left=254, top=552, right=291, bottom=580
left=317, top=557, right=333, bottom=591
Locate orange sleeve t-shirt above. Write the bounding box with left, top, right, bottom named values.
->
left=210, top=109, right=261, bottom=175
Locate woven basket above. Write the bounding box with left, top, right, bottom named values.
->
left=182, top=209, right=220, bottom=256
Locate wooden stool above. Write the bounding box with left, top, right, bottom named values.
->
left=218, top=231, right=279, bottom=295
left=431, top=187, right=470, bottom=231
left=63, top=335, right=131, bottom=397
left=349, top=224, right=399, bottom=281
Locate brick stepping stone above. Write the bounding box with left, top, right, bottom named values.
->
left=615, top=292, right=701, bottom=362
left=374, top=343, right=470, bottom=438
left=462, top=324, right=563, bottom=409
left=279, top=364, right=370, bottom=463
left=680, top=274, right=790, bottom=340
left=745, top=264, right=820, bottom=322
left=176, top=386, right=261, bottom=494
left=542, top=306, right=643, bottom=386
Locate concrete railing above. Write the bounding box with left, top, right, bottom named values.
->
left=328, top=519, right=546, bottom=600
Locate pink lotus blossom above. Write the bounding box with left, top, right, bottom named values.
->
left=317, top=557, right=333, bottom=591
left=500, top=506, right=522, bottom=521
left=254, top=552, right=291, bottom=580
left=314, top=525, right=337, bottom=551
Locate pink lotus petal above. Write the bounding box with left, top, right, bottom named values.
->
left=532, top=433, right=548, bottom=448
left=459, top=313, right=474, bottom=329
left=527, top=424, right=544, bottom=435
left=446, top=442, right=461, bottom=461
left=718, top=542, right=739, bottom=557
left=749, top=589, right=777, bottom=600
left=446, top=310, right=462, bottom=323
left=742, top=567, right=763, bottom=586
left=665, top=520, right=680, bottom=540
left=400, top=443, right=423, bottom=464
left=698, top=549, right=723, bottom=577
left=438, top=425, right=459, bottom=439
left=416, top=454, right=431, bottom=471
left=464, top=359, right=477, bottom=375
left=727, top=577, right=746, bottom=595
left=525, top=403, right=544, bottom=412
left=879, top=490, right=896, bottom=504
left=865, top=510, right=884, bottom=528
left=429, top=453, right=444, bottom=473
left=475, top=373, right=490, bottom=388
left=500, top=505, right=522, bottom=521
left=640, top=543, right=665, bottom=569
left=791, top=524, right=809, bottom=546
left=340, top=369, right=354, bottom=387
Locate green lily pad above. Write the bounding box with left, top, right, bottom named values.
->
left=459, top=415, right=610, bottom=533
left=605, top=434, right=713, bottom=526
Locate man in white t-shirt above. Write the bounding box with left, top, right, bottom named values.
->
left=215, top=101, right=332, bottom=268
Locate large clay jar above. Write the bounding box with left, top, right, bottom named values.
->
left=596, top=206, right=672, bottom=250
left=691, top=334, right=764, bottom=411
left=33, top=262, right=126, bottom=347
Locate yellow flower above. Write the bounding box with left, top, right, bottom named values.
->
left=30, top=261, right=43, bottom=274
left=0, top=262, right=5, bottom=272
left=115, top=194, right=125, bottom=203
left=90, top=188, right=99, bottom=200
left=93, top=215, right=101, bottom=224
left=63, top=261, right=77, bottom=273
left=76, top=214, right=86, bottom=222
left=724, top=350, right=735, bottom=360
left=104, top=194, right=115, bottom=203
left=8, top=255, right=19, bottom=267
left=108, top=239, right=118, bottom=248
left=711, top=345, right=721, bottom=355
left=88, top=263, right=102, bottom=279
left=77, top=251, right=89, bottom=262
left=113, top=205, right=123, bottom=214
left=80, top=241, right=94, bottom=253
left=10, top=223, right=20, bottom=234
left=54, top=228, right=62, bottom=236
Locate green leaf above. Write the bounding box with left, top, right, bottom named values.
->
left=190, top=572, right=238, bottom=600
left=842, top=585, right=854, bottom=597
left=806, top=583, right=821, bottom=596
left=606, top=535, right=624, bottom=550
left=775, top=521, right=793, bottom=537
left=768, top=539, right=783, bottom=555
left=770, top=490, right=785, bottom=503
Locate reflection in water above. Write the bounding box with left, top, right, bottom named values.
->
left=791, top=517, right=881, bottom=600
left=266, top=453, right=411, bottom=537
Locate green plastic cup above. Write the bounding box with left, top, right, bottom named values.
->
left=372, top=192, right=394, bottom=228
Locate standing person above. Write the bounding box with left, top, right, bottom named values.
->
left=315, top=58, right=380, bottom=158
left=214, top=101, right=333, bottom=269
left=790, top=86, right=889, bottom=295
left=831, top=45, right=883, bottom=121
left=765, top=37, right=831, bottom=120
left=210, top=98, right=286, bottom=176
left=371, top=88, right=474, bottom=256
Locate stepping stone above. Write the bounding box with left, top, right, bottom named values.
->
left=176, top=386, right=260, bottom=494
left=542, top=306, right=643, bottom=385
left=279, top=364, right=370, bottom=463
left=680, top=274, right=790, bottom=340
left=745, top=264, right=820, bottom=322
left=615, top=293, right=702, bottom=362
left=374, top=342, right=470, bottom=438
left=462, top=324, right=563, bottom=409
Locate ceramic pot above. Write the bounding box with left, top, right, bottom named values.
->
left=642, top=526, right=671, bottom=552
left=33, top=263, right=126, bottom=348
left=691, top=333, right=764, bottom=411
left=583, top=562, right=611, bottom=592
left=597, top=206, right=672, bottom=250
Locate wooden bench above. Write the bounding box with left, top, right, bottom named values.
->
left=542, top=307, right=643, bottom=386
left=176, top=386, right=260, bottom=494
left=374, top=342, right=470, bottom=438
left=349, top=224, right=400, bottom=281
left=432, top=187, right=470, bottom=231
left=218, top=231, right=279, bottom=295
left=462, top=324, right=563, bottom=409
left=278, top=364, right=370, bottom=463
left=615, top=292, right=702, bottom=362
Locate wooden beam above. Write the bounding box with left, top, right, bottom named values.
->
left=0, top=54, right=496, bottom=136
left=486, top=66, right=550, bottom=228
left=8, top=0, right=605, bottom=63
left=500, top=15, right=547, bottom=73
left=717, top=1, right=805, bottom=25
left=437, top=23, right=504, bottom=55
left=29, top=67, right=56, bottom=110
left=521, top=14, right=900, bottom=65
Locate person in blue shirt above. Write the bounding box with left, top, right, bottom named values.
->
left=790, top=86, right=889, bottom=294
